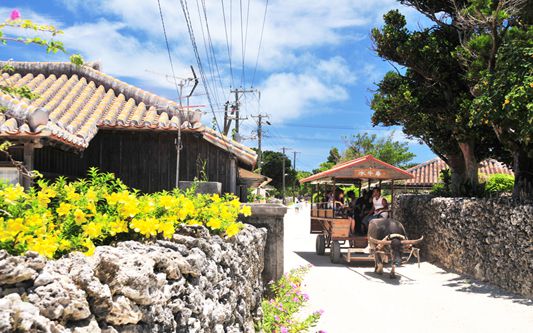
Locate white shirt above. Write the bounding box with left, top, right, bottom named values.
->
left=373, top=196, right=385, bottom=212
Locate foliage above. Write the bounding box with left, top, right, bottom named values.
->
left=0, top=168, right=251, bottom=259
left=295, top=171, right=313, bottom=196
left=370, top=6, right=506, bottom=195
left=342, top=131, right=416, bottom=168
left=259, top=266, right=322, bottom=333
left=485, top=174, right=515, bottom=193
left=247, top=188, right=265, bottom=203
left=261, top=151, right=297, bottom=194
left=452, top=0, right=532, bottom=199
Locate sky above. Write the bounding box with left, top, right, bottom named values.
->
left=0, top=0, right=436, bottom=172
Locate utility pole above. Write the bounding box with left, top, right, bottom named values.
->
left=292, top=151, right=300, bottom=198
left=225, top=88, right=256, bottom=139
left=251, top=114, right=270, bottom=170
left=281, top=147, right=291, bottom=204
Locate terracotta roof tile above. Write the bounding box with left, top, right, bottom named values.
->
left=404, top=158, right=513, bottom=187
left=0, top=61, right=257, bottom=166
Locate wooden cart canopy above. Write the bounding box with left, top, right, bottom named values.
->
left=300, top=155, right=413, bottom=184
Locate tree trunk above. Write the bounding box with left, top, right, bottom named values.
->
left=446, top=152, right=466, bottom=196
left=458, top=141, right=479, bottom=195
left=512, top=147, right=533, bottom=201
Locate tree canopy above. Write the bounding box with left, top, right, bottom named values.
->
left=260, top=151, right=297, bottom=195
left=370, top=2, right=521, bottom=196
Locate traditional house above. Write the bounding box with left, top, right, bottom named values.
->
left=399, top=158, right=514, bottom=191
left=0, top=61, right=257, bottom=195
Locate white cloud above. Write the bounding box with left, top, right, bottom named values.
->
left=259, top=72, right=348, bottom=123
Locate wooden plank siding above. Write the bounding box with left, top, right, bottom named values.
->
left=13, top=130, right=240, bottom=194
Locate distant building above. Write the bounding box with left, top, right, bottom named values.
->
left=0, top=61, right=257, bottom=195
left=400, top=158, right=513, bottom=191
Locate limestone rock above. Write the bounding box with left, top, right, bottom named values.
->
left=0, top=251, right=46, bottom=285
left=0, top=224, right=267, bottom=332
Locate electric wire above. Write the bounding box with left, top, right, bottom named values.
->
left=239, top=0, right=244, bottom=87
left=220, top=0, right=234, bottom=87
left=251, top=0, right=269, bottom=88
left=194, top=0, right=223, bottom=113
left=157, top=0, right=182, bottom=99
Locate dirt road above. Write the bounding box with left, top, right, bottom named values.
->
left=283, top=204, right=533, bottom=333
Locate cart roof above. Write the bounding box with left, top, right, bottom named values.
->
left=299, top=155, right=413, bottom=184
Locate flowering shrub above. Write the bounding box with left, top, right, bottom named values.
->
left=259, top=266, right=322, bottom=333
left=0, top=168, right=251, bottom=258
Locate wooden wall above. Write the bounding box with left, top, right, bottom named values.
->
left=27, top=130, right=238, bottom=193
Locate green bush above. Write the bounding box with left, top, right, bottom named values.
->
left=258, top=266, right=322, bottom=333
left=485, top=174, right=514, bottom=193
left=0, top=168, right=251, bottom=259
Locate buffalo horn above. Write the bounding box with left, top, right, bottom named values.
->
left=400, top=236, right=424, bottom=245
left=368, top=236, right=392, bottom=246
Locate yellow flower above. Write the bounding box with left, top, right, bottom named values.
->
left=225, top=223, right=241, bottom=237
left=7, top=218, right=27, bottom=236
left=158, top=221, right=175, bottom=239
left=503, top=98, right=510, bottom=106
left=25, top=214, right=44, bottom=228
left=56, top=203, right=72, bottom=216
left=187, top=219, right=200, bottom=226
left=240, top=205, right=252, bottom=217
left=58, top=239, right=71, bottom=251
left=83, top=239, right=96, bottom=256
left=73, top=209, right=87, bottom=224
left=211, top=194, right=221, bottom=203
left=120, top=199, right=140, bottom=218
left=130, top=217, right=158, bottom=237
left=207, top=218, right=222, bottom=229
left=1, top=185, right=26, bottom=204
left=86, top=188, right=98, bottom=202
left=159, top=195, right=175, bottom=210
left=37, top=192, right=51, bottom=206
left=87, top=202, right=97, bottom=214
left=109, top=218, right=129, bottom=236
left=530, top=82, right=533, bottom=88
left=83, top=222, right=103, bottom=239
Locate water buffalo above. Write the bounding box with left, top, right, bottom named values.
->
left=367, top=218, right=423, bottom=278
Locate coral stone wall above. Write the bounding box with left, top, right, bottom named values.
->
left=0, top=225, right=266, bottom=333
left=395, top=195, right=533, bottom=298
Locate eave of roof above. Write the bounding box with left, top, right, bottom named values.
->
left=300, top=155, right=413, bottom=183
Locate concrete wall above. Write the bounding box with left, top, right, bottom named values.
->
left=241, top=204, right=286, bottom=286
left=395, top=195, right=533, bottom=298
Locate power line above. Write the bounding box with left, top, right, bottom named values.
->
left=220, top=0, right=234, bottom=87
left=157, top=0, right=181, bottom=96
left=251, top=0, right=269, bottom=88
left=239, top=0, right=245, bottom=87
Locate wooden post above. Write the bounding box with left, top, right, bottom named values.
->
left=229, top=157, right=237, bottom=195
left=391, top=179, right=395, bottom=218
left=22, top=142, right=34, bottom=190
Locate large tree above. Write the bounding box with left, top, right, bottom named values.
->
left=450, top=0, right=533, bottom=199
left=342, top=131, right=416, bottom=168
left=260, top=150, right=296, bottom=194
left=370, top=6, right=506, bottom=195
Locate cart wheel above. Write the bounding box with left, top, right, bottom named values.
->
left=330, top=241, right=341, bottom=264
left=316, top=235, right=326, bottom=255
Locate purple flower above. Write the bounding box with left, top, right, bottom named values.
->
left=315, top=309, right=324, bottom=315
left=292, top=296, right=299, bottom=302
left=274, top=315, right=280, bottom=322
left=10, top=9, right=20, bottom=20
left=280, top=327, right=288, bottom=333
left=318, top=330, right=327, bottom=333
left=302, top=293, right=309, bottom=301
left=290, top=282, right=297, bottom=289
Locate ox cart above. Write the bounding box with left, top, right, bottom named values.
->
left=299, top=155, right=422, bottom=273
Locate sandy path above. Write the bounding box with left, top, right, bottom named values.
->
left=283, top=203, right=533, bottom=333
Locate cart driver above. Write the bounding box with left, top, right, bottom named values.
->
left=361, top=188, right=388, bottom=233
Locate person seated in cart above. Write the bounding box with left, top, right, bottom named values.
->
left=361, top=187, right=389, bottom=234
left=351, top=189, right=371, bottom=235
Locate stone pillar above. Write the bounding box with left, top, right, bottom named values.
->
left=241, top=203, right=287, bottom=288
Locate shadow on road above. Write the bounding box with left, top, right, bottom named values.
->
left=294, top=251, right=375, bottom=268
left=443, top=277, right=532, bottom=306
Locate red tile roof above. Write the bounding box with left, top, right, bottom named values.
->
left=404, top=158, right=513, bottom=187
left=0, top=61, right=257, bottom=166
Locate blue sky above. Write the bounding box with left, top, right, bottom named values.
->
left=1, top=0, right=436, bottom=171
